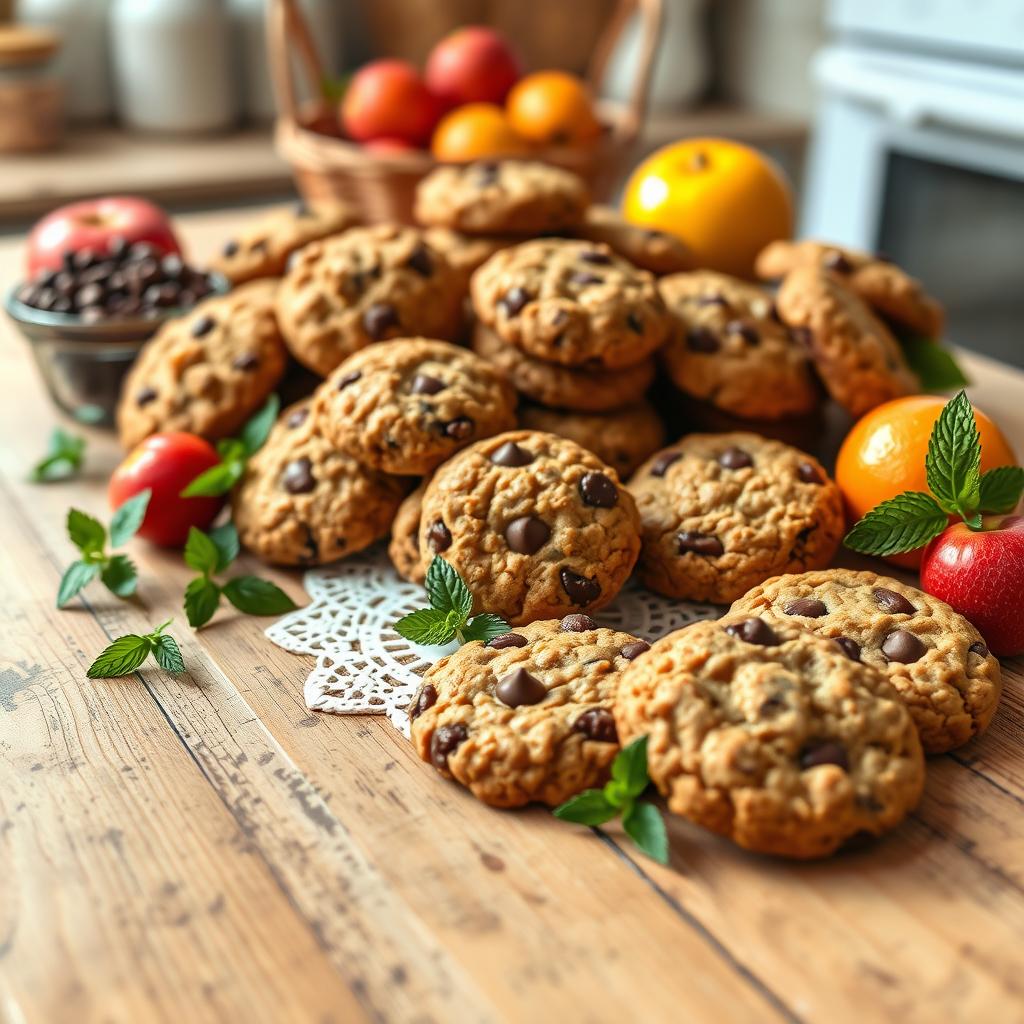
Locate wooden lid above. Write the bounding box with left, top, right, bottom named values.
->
left=0, top=26, right=61, bottom=68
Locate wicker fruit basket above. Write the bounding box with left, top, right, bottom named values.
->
left=268, top=0, right=663, bottom=224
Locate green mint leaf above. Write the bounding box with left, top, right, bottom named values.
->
left=978, top=466, right=1024, bottom=514
left=239, top=394, right=280, bottom=456
left=216, top=438, right=247, bottom=462
left=394, top=607, right=457, bottom=645
left=184, top=577, right=221, bottom=628
left=461, top=613, right=512, bottom=644
left=553, top=789, right=620, bottom=826
left=151, top=633, right=185, bottom=674
left=184, top=526, right=220, bottom=576
left=86, top=634, right=152, bottom=678
left=109, top=489, right=151, bottom=548
left=31, top=428, right=86, bottom=482
left=67, top=507, right=106, bottom=555
left=425, top=556, right=473, bottom=620
left=208, top=522, right=240, bottom=572
left=843, top=491, right=948, bottom=556
left=610, top=736, right=651, bottom=800
left=899, top=336, right=970, bottom=391
left=926, top=391, right=981, bottom=515
left=221, top=575, right=297, bottom=616
left=964, top=511, right=983, bottom=530
left=57, top=560, right=100, bottom=607
left=622, top=800, right=669, bottom=864
left=181, top=460, right=244, bottom=498
left=100, top=554, right=138, bottom=598
left=147, top=618, right=173, bottom=638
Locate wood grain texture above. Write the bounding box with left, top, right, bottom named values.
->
left=1, top=211, right=1022, bottom=1023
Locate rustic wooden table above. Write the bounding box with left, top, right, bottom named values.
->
left=2, top=209, right=1023, bottom=1024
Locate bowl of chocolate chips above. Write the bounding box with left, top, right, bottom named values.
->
left=5, top=238, right=227, bottom=426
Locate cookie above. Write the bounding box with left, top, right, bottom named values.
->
left=320, top=338, right=517, bottom=476
left=208, top=200, right=359, bottom=285
left=275, top=224, right=465, bottom=377
left=756, top=239, right=944, bottom=339
left=776, top=267, right=919, bottom=418
left=628, top=433, right=844, bottom=604
left=389, top=479, right=428, bottom=584
left=117, top=281, right=287, bottom=450
left=423, top=227, right=514, bottom=288
left=729, top=569, right=1002, bottom=754
left=418, top=430, right=642, bottom=625
left=614, top=616, right=924, bottom=858
left=659, top=271, right=819, bottom=421
left=471, top=238, right=671, bottom=370
left=410, top=615, right=649, bottom=807
left=571, top=205, right=693, bottom=275
left=234, top=396, right=407, bottom=566
left=415, top=160, right=589, bottom=236
left=518, top=401, right=667, bottom=478
left=472, top=322, right=655, bottom=412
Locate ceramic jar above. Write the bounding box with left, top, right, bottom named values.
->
left=0, top=25, right=63, bottom=151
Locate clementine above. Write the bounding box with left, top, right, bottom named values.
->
left=836, top=395, right=1018, bottom=568
left=431, top=102, right=530, bottom=162
left=620, top=138, right=793, bottom=279
left=506, top=71, right=601, bottom=146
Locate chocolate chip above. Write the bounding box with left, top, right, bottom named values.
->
left=486, top=632, right=528, bottom=649
left=717, top=446, right=752, bottom=469
left=580, top=250, right=612, bottom=265
left=222, top=240, right=239, bottom=257
left=560, top=613, right=597, bottom=632
left=232, top=353, right=259, bottom=371
left=426, top=520, right=452, bottom=553
left=570, top=271, right=603, bottom=286
left=282, top=457, right=316, bottom=494
left=286, top=407, right=310, bottom=428
left=76, top=282, right=105, bottom=309
left=560, top=568, right=601, bottom=605
left=626, top=311, right=645, bottom=334
left=969, top=641, right=989, bottom=657
left=783, top=597, right=827, bottom=618
left=579, top=471, right=618, bottom=508
left=573, top=708, right=617, bottom=743
left=191, top=314, right=216, bottom=338
left=873, top=588, right=915, bottom=615
left=823, top=250, right=853, bottom=274
left=696, top=293, right=730, bottom=308
left=337, top=370, right=362, bottom=390
left=490, top=441, right=533, bottom=466
left=685, top=326, right=718, bottom=352
left=136, top=386, right=157, bottom=407
left=499, top=287, right=530, bottom=317
left=410, top=374, right=445, bottom=395
left=620, top=640, right=650, bottom=660
left=444, top=417, right=474, bottom=440
left=725, top=618, right=780, bottom=646
left=476, top=161, right=499, bottom=185
left=800, top=740, right=848, bottom=771
left=505, top=516, right=550, bottom=555
left=410, top=683, right=437, bottom=720
left=495, top=668, right=547, bottom=707
left=881, top=630, right=926, bottom=663
left=789, top=326, right=813, bottom=348
left=834, top=636, right=861, bottom=661
left=407, top=244, right=433, bottom=277
left=677, top=531, right=724, bottom=556
left=161, top=254, right=185, bottom=279
left=797, top=461, right=824, bottom=485
left=363, top=302, right=399, bottom=340
left=430, top=723, right=467, bottom=770
left=650, top=451, right=681, bottom=477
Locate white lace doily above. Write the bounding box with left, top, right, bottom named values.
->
left=266, top=543, right=721, bottom=735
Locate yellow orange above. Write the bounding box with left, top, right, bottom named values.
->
left=430, top=102, right=529, bottom=162
left=506, top=70, right=601, bottom=146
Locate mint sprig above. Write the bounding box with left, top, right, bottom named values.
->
left=845, top=391, right=1024, bottom=556
left=181, top=395, right=279, bottom=498
left=87, top=619, right=184, bottom=678
left=554, top=737, right=668, bottom=864
left=182, top=522, right=296, bottom=628
left=57, top=490, right=151, bottom=608
left=394, top=557, right=511, bottom=646
left=31, top=427, right=86, bottom=482
left=899, top=336, right=969, bottom=392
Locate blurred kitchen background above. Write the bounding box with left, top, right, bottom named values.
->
left=0, top=0, right=1021, bottom=366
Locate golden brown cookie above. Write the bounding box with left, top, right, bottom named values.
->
left=570, top=205, right=693, bottom=275
left=423, top=227, right=515, bottom=288
left=389, top=479, right=429, bottom=584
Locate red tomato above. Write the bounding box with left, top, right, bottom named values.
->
left=109, top=432, right=223, bottom=547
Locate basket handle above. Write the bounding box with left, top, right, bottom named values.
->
left=267, top=0, right=331, bottom=124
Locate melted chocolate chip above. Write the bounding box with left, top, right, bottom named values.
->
left=430, top=723, right=468, bottom=770
left=363, top=302, right=399, bottom=340
left=573, top=708, right=618, bottom=743
left=717, top=446, right=752, bottom=470
left=560, top=613, right=597, bottom=632
left=286, top=407, right=310, bottom=428
left=444, top=417, right=474, bottom=440
left=499, top=287, right=530, bottom=317
left=620, top=640, right=650, bottom=660
left=136, top=386, right=157, bottom=407
left=475, top=161, right=499, bottom=185
left=407, top=244, right=433, bottom=277
left=783, top=597, right=828, bottom=618
left=686, top=326, right=719, bottom=352
left=495, top=668, right=547, bottom=707
left=282, top=457, right=316, bottom=494
left=696, top=293, right=729, bottom=308
left=505, top=516, right=550, bottom=555
left=881, top=629, right=926, bottom=663
left=222, top=240, right=239, bottom=257
left=834, top=636, right=862, bottom=661
left=579, top=471, right=618, bottom=508
left=626, top=311, right=645, bottom=335
left=873, top=587, right=916, bottom=615
left=337, top=370, right=362, bottom=390
left=580, top=250, right=612, bottom=265
left=410, top=683, right=437, bottom=720
left=560, top=568, right=601, bottom=605
left=570, top=271, right=603, bottom=286
left=969, top=641, right=989, bottom=657
left=490, top=441, right=533, bottom=466
left=677, top=531, right=724, bottom=556
left=191, top=314, right=216, bottom=338
left=232, top=353, right=259, bottom=371
left=800, top=740, right=848, bottom=771
left=797, top=461, right=824, bottom=485
left=726, top=320, right=760, bottom=346
left=426, top=520, right=452, bottom=553
left=410, top=374, right=445, bottom=395
left=486, top=632, right=528, bottom=649
left=823, top=250, right=853, bottom=274
left=650, top=451, right=681, bottom=477
left=725, top=618, right=780, bottom=646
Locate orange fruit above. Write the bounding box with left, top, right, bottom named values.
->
left=836, top=395, right=1018, bottom=568
left=431, top=102, right=530, bottom=161
left=620, top=137, right=793, bottom=279
left=506, top=70, right=601, bottom=146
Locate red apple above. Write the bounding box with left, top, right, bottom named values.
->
left=425, top=26, right=523, bottom=107
left=920, top=515, right=1024, bottom=656
left=26, top=196, right=181, bottom=276
left=362, top=136, right=419, bottom=156
left=340, top=59, right=441, bottom=147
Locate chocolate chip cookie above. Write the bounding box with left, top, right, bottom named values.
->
left=209, top=200, right=359, bottom=285
left=234, top=396, right=407, bottom=566
left=275, top=224, right=465, bottom=377
left=756, top=239, right=945, bottom=339
left=518, top=401, right=667, bottom=478
left=117, top=280, right=287, bottom=450
left=615, top=616, right=925, bottom=858
left=388, top=479, right=429, bottom=584
left=729, top=569, right=1003, bottom=754
left=471, top=238, right=671, bottom=370
left=659, top=271, right=819, bottom=421
left=628, top=433, right=843, bottom=604
left=571, top=205, right=693, bottom=275
left=410, top=614, right=649, bottom=807
left=472, top=323, right=655, bottom=412
left=418, top=430, right=642, bottom=625
left=414, top=160, right=589, bottom=236
left=423, top=227, right=514, bottom=289
left=776, top=267, right=919, bottom=418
